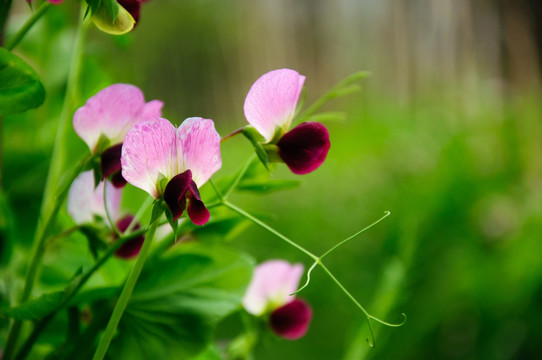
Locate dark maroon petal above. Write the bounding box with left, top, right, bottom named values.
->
left=277, top=122, right=330, bottom=175
left=101, top=144, right=127, bottom=188
left=111, top=171, right=127, bottom=188
left=164, top=170, right=192, bottom=221
left=187, top=181, right=210, bottom=225
left=269, top=299, right=312, bottom=340
left=118, top=0, right=142, bottom=23
left=114, top=215, right=144, bottom=259
left=101, top=144, right=123, bottom=178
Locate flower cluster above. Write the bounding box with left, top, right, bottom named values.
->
left=70, top=69, right=329, bottom=340
left=73, top=69, right=330, bottom=230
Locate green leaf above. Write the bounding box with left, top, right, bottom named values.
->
left=242, top=126, right=269, bottom=170
left=237, top=179, right=301, bottom=194
left=109, top=244, right=254, bottom=359
left=2, top=291, right=63, bottom=321
left=0, top=47, right=45, bottom=115
left=102, top=0, right=119, bottom=20
left=85, top=0, right=102, bottom=16
left=2, top=271, right=83, bottom=321
left=150, top=200, right=164, bottom=224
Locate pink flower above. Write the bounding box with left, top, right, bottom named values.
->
left=67, top=170, right=121, bottom=225
left=73, top=84, right=163, bottom=187
left=67, top=171, right=144, bottom=259
left=243, top=260, right=312, bottom=340
left=244, top=69, right=330, bottom=174
left=121, top=117, right=222, bottom=225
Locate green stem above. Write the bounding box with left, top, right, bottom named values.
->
left=3, top=10, right=89, bottom=359
left=296, top=71, right=370, bottom=123
left=103, top=183, right=122, bottom=237
left=125, top=196, right=153, bottom=234
left=13, top=231, right=140, bottom=360
left=3, top=157, right=90, bottom=360
left=92, top=220, right=159, bottom=360
left=5, top=2, right=51, bottom=51
left=320, top=212, right=390, bottom=259
left=0, top=0, right=13, bottom=46
left=223, top=201, right=318, bottom=261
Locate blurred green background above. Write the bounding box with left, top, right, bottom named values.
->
left=2, top=0, right=542, bottom=359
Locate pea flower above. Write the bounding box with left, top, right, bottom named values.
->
left=121, top=117, right=221, bottom=225
left=244, top=69, right=330, bottom=174
left=67, top=170, right=144, bottom=259
left=243, top=260, right=313, bottom=340
left=73, top=84, right=163, bottom=188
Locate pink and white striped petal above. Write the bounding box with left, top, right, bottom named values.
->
left=73, top=84, right=163, bottom=153
left=244, top=69, right=305, bottom=143
left=242, top=260, right=304, bottom=316
left=176, top=117, right=222, bottom=187
left=67, top=170, right=121, bottom=225
left=121, top=118, right=178, bottom=198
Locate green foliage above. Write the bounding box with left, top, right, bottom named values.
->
left=242, top=127, right=269, bottom=170
left=0, top=192, right=14, bottom=267
left=108, top=244, right=254, bottom=359
left=2, top=291, right=63, bottom=321
left=0, top=47, right=45, bottom=115
left=91, top=1, right=135, bottom=36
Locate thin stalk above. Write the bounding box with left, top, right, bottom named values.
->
left=320, top=212, right=390, bottom=259
left=92, top=220, right=159, bottom=360
left=14, top=232, right=139, bottom=360
left=0, top=0, right=13, bottom=45
left=3, top=10, right=89, bottom=359
left=223, top=154, right=255, bottom=200
left=103, top=183, right=122, bottom=238
left=125, top=196, right=153, bottom=234
left=223, top=201, right=318, bottom=261
left=5, top=2, right=51, bottom=51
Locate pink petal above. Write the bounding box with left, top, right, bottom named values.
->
left=73, top=84, right=162, bottom=153
left=67, top=171, right=121, bottom=224
left=270, top=299, right=312, bottom=340
left=176, top=117, right=222, bottom=187
left=242, top=260, right=304, bottom=316
left=244, top=69, right=305, bottom=143
left=121, top=118, right=177, bottom=198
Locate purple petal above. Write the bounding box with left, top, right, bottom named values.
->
left=114, top=215, right=144, bottom=259
left=242, top=260, right=304, bottom=316
left=164, top=170, right=192, bottom=221
left=277, top=122, right=330, bottom=175
left=73, top=84, right=162, bottom=153
left=244, top=69, right=305, bottom=142
left=101, top=144, right=122, bottom=178
left=101, top=144, right=127, bottom=188
left=122, top=118, right=177, bottom=198
left=176, top=117, right=222, bottom=187
left=269, top=299, right=312, bottom=340
left=67, top=171, right=121, bottom=224
left=187, top=181, right=210, bottom=225
left=118, top=0, right=142, bottom=23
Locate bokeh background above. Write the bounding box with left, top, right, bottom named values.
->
left=2, top=0, right=542, bottom=359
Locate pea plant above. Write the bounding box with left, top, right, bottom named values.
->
left=0, top=1, right=405, bottom=359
